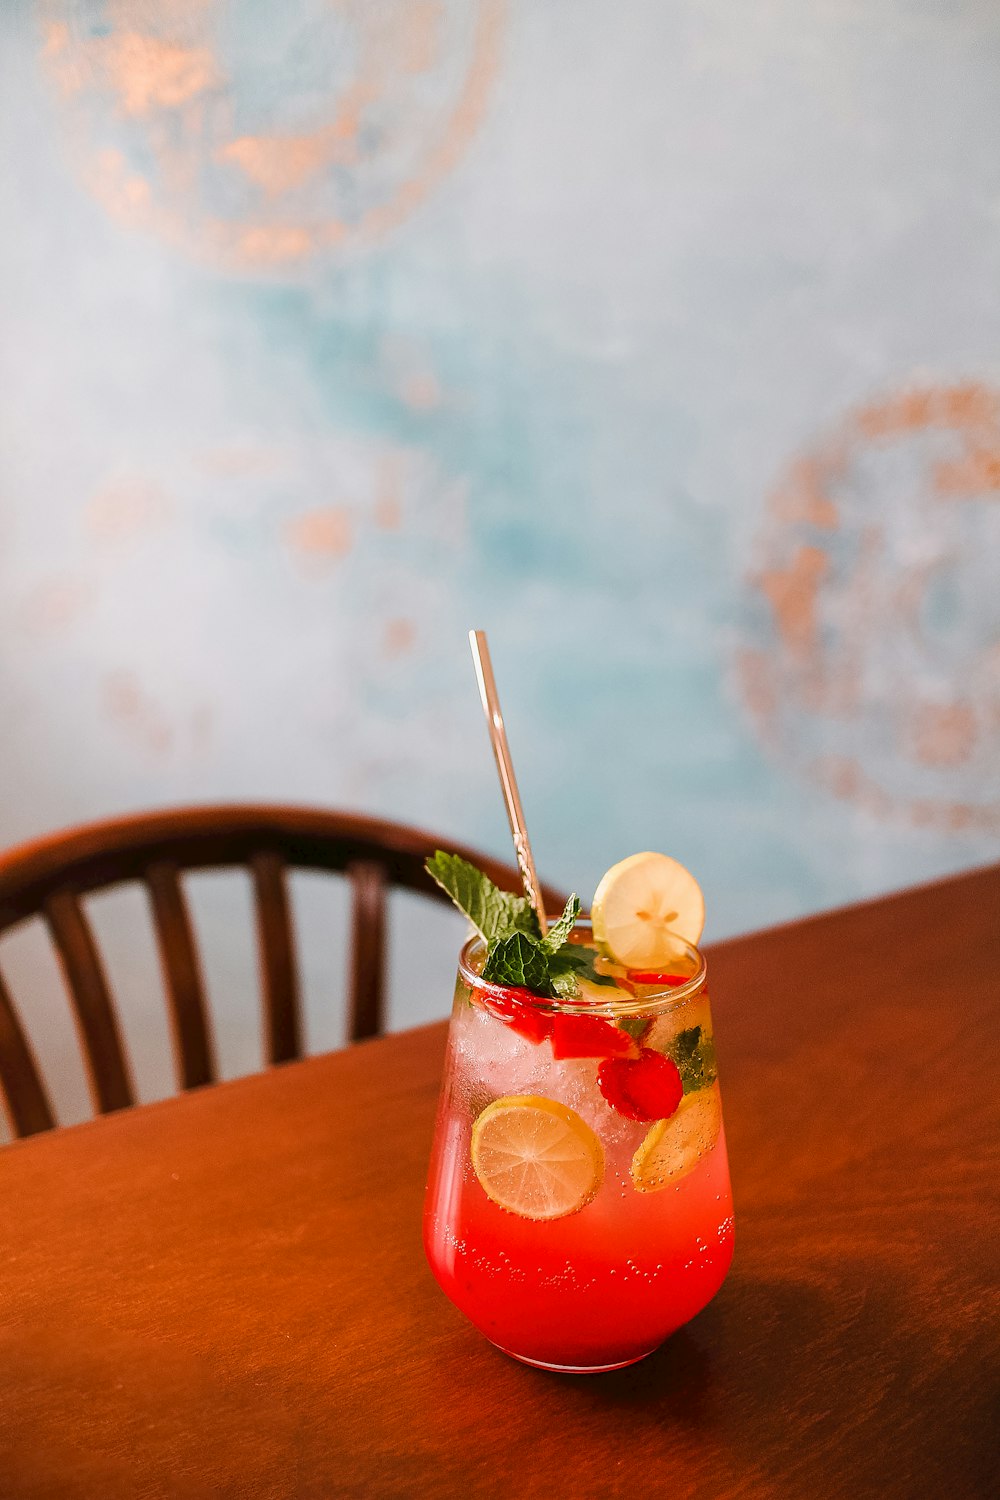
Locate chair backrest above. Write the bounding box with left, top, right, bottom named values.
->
left=0, top=804, right=566, bottom=1140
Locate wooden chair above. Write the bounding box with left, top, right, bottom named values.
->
left=0, top=804, right=566, bottom=1140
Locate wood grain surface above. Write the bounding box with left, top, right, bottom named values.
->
left=2, top=868, right=998, bottom=1500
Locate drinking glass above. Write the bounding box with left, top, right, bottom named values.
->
left=423, top=921, right=734, bottom=1372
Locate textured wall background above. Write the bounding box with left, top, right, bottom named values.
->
left=1, top=1, right=999, bottom=1123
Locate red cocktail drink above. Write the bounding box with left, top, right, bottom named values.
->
left=424, top=923, right=734, bottom=1372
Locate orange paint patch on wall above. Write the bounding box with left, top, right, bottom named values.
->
left=380, top=335, right=445, bottom=412
left=758, top=545, right=828, bottom=662
left=103, top=0, right=215, bottom=22
left=933, top=449, right=1000, bottom=497
left=905, top=702, right=978, bottom=767
left=797, top=660, right=862, bottom=720
left=217, top=78, right=377, bottom=198
left=374, top=454, right=405, bottom=531
left=86, top=477, right=171, bottom=540
left=218, top=133, right=340, bottom=198
left=102, top=32, right=222, bottom=117
left=741, top=380, right=1000, bottom=834
left=41, top=19, right=69, bottom=55
left=740, top=380, right=1000, bottom=834
left=284, top=507, right=354, bottom=568
left=811, top=756, right=1000, bottom=834
left=196, top=447, right=282, bottom=479
left=400, top=371, right=442, bottom=411
left=102, top=671, right=173, bottom=756
left=207, top=0, right=498, bottom=267
left=855, top=382, right=1000, bottom=441
left=769, top=455, right=840, bottom=530
left=732, top=648, right=778, bottom=744
left=810, top=755, right=893, bottom=819
left=855, top=389, right=937, bottom=439
left=360, top=0, right=506, bottom=247
left=399, top=3, right=444, bottom=74
left=82, top=149, right=152, bottom=220
left=39, top=1, right=506, bottom=271
left=933, top=383, right=1000, bottom=432
left=232, top=225, right=316, bottom=264
left=18, top=577, right=96, bottom=636
left=41, top=19, right=88, bottom=97
left=382, top=618, right=416, bottom=658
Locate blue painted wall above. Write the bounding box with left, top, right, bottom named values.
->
left=1, top=1, right=998, bottom=1120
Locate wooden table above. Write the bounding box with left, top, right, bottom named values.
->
left=2, top=869, right=998, bottom=1499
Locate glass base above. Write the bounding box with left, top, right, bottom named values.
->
left=492, top=1342, right=658, bottom=1374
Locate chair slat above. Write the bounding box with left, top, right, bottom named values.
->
left=250, top=852, right=302, bottom=1066
left=0, top=964, right=55, bottom=1137
left=43, top=891, right=134, bottom=1115
left=347, top=860, right=387, bottom=1042
left=0, top=805, right=565, bottom=1138
left=144, top=862, right=216, bottom=1091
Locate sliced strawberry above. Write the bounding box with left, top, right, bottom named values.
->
left=597, top=1047, right=683, bottom=1122
left=550, top=1014, right=639, bottom=1060
left=474, top=984, right=553, bottom=1044
left=626, top=971, right=691, bottom=987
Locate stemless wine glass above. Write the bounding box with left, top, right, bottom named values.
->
left=423, top=920, right=734, bottom=1373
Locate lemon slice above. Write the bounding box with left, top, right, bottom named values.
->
left=591, top=852, right=705, bottom=968
left=471, top=1095, right=604, bottom=1221
left=630, top=1086, right=722, bottom=1193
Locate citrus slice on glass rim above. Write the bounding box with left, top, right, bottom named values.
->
left=630, top=1085, right=722, bottom=1193
left=470, top=1095, right=604, bottom=1221
left=591, top=851, right=705, bottom=969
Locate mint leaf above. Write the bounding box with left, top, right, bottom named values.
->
left=426, top=850, right=623, bottom=1005
left=673, top=1026, right=700, bottom=1069
left=617, top=1014, right=648, bottom=1042
left=699, top=1031, right=718, bottom=1086
left=550, top=967, right=584, bottom=999
left=482, top=932, right=556, bottom=996
left=541, top=894, right=581, bottom=952
left=425, top=851, right=540, bottom=943
left=668, top=1026, right=718, bottom=1094
left=545, top=946, right=589, bottom=998
left=547, top=942, right=618, bottom=993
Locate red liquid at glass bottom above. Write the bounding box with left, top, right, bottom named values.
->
left=424, top=1112, right=735, bottom=1372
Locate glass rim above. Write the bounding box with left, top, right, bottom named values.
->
left=456, top=917, right=707, bottom=1018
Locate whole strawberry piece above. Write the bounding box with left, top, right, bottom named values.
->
left=598, top=1047, right=683, bottom=1122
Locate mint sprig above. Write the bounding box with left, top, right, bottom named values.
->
left=425, top=851, right=540, bottom=943
left=426, top=852, right=596, bottom=998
